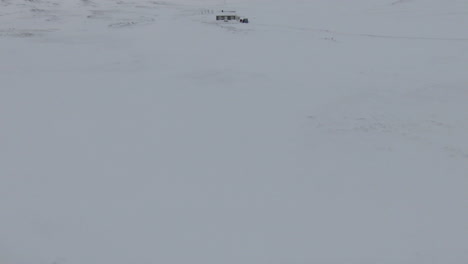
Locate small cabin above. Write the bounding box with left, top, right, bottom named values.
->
left=216, top=14, right=240, bottom=21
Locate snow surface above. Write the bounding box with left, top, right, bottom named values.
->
left=1, top=0, right=467, bottom=264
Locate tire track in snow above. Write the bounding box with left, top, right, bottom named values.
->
left=257, top=23, right=468, bottom=42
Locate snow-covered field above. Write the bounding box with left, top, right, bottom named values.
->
left=1, top=0, right=467, bottom=264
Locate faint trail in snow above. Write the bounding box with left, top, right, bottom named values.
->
left=339, top=31, right=468, bottom=41
left=108, top=17, right=155, bottom=28
left=307, top=113, right=468, bottom=159
left=216, top=23, right=252, bottom=33
left=444, top=147, right=468, bottom=159
left=257, top=23, right=468, bottom=42
left=0, top=28, right=57, bottom=38
left=390, top=0, right=414, bottom=6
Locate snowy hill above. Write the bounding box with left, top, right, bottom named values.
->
left=1, top=1, right=467, bottom=264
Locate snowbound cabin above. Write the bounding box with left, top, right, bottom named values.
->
left=216, top=10, right=248, bottom=23
left=216, top=14, right=240, bottom=21
left=216, top=10, right=240, bottom=22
